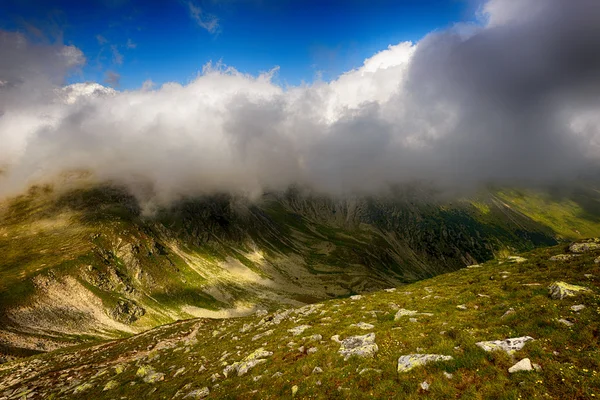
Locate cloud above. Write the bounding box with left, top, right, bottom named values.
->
left=96, top=34, right=108, bottom=45
left=187, top=1, right=219, bottom=34
left=104, top=70, right=121, bottom=87
left=110, top=44, right=123, bottom=65
left=1, top=0, right=600, bottom=204
left=126, top=38, right=136, bottom=49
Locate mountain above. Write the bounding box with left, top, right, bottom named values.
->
left=0, top=240, right=598, bottom=399
left=1, top=180, right=600, bottom=357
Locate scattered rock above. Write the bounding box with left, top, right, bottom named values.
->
left=569, top=241, right=600, bottom=253
left=443, top=372, right=454, bottom=379
left=136, top=366, right=164, bottom=383
left=394, top=309, right=418, bottom=320
left=330, top=335, right=341, bottom=343
left=571, top=304, right=586, bottom=312
left=558, top=319, right=574, bottom=327
left=307, top=347, right=318, bottom=354
left=358, top=368, right=382, bottom=375
left=288, top=325, right=311, bottom=336
left=508, top=358, right=533, bottom=373
left=456, top=304, right=468, bottom=310
left=595, top=257, right=600, bottom=264
left=501, top=308, right=516, bottom=318
left=409, top=318, right=418, bottom=323
left=548, top=282, right=591, bottom=300
left=312, top=367, right=323, bottom=374
left=351, top=322, right=374, bottom=330
left=183, top=387, right=210, bottom=399
left=338, top=333, right=378, bottom=360
left=476, top=336, right=534, bottom=354
left=291, top=385, right=298, bottom=397
left=252, top=329, right=274, bottom=341
left=397, top=354, right=454, bottom=373
left=420, top=381, right=430, bottom=391
left=549, top=254, right=579, bottom=261
left=477, top=294, right=490, bottom=298
left=350, top=295, right=362, bottom=300
left=103, top=380, right=118, bottom=391
left=384, top=288, right=396, bottom=293
left=255, top=309, right=268, bottom=317
left=467, top=264, right=482, bottom=268
left=110, top=299, right=146, bottom=324
left=533, top=363, right=542, bottom=372
left=272, top=372, right=283, bottom=378
left=223, top=348, right=273, bottom=377
left=508, top=256, right=527, bottom=263
left=310, top=334, right=323, bottom=341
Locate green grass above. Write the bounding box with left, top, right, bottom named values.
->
left=1, top=241, right=599, bottom=399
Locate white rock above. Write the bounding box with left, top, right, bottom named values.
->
left=307, top=347, right=318, bottom=354
left=475, top=336, right=534, bottom=354
left=502, top=308, right=516, bottom=318
left=288, top=325, right=311, bottom=336
left=456, top=304, right=468, bottom=310
left=183, top=387, right=210, bottom=399
left=420, top=381, right=430, bottom=391
left=558, top=319, right=574, bottom=327
left=351, top=322, right=375, bottom=330
left=443, top=371, right=454, bottom=379
left=397, top=354, right=454, bottom=373
left=508, top=358, right=533, bottom=373
left=338, top=333, right=378, bottom=360
left=571, top=304, right=586, bottom=312
left=384, top=288, right=397, bottom=293
left=312, top=367, right=323, bottom=374
left=350, top=295, right=363, bottom=300
left=394, top=309, right=418, bottom=320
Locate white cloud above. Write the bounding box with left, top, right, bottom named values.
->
left=110, top=45, right=123, bottom=65
left=187, top=1, right=219, bottom=34
left=1, top=0, right=600, bottom=203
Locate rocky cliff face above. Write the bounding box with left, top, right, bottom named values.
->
left=0, top=182, right=598, bottom=355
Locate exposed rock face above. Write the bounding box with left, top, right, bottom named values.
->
left=223, top=348, right=273, bottom=377
left=508, top=358, right=533, bottom=373
left=475, top=336, right=534, bottom=354
left=569, top=240, right=600, bottom=253
left=110, top=299, right=145, bottom=324
left=548, top=282, right=591, bottom=300
left=338, top=333, right=378, bottom=360
left=397, top=354, right=454, bottom=373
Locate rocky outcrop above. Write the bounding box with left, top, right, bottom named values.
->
left=110, top=300, right=145, bottom=324
left=548, top=282, right=591, bottom=300
left=338, top=333, right=378, bottom=360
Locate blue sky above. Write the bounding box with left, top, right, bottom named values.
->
left=0, top=0, right=476, bottom=89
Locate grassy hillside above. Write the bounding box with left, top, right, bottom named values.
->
left=0, top=240, right=599, bottom=399
left=0, top=181, right=599, bottom=356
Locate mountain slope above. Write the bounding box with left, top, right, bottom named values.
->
left=0, top=240, right=599, bottom=399
left=0, top=181, right=599, bottom=355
